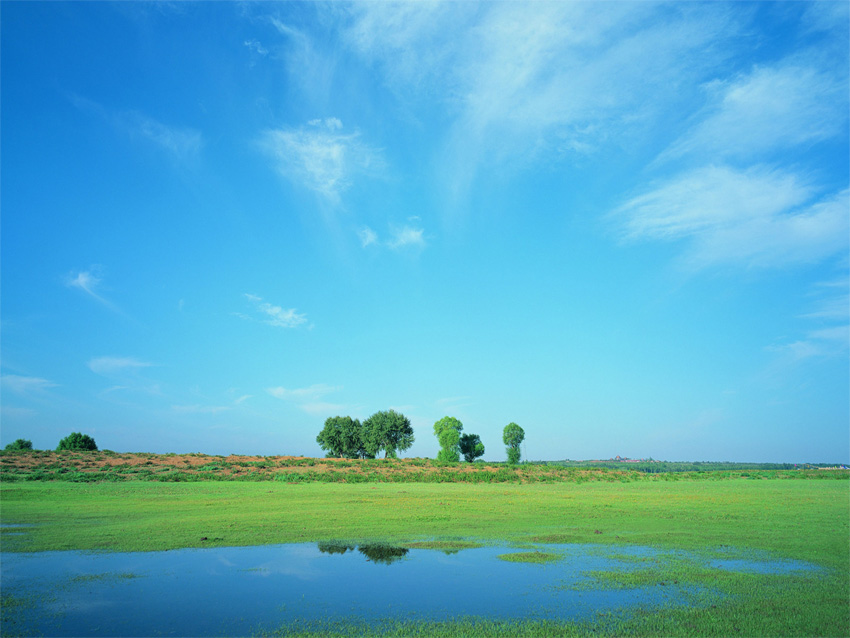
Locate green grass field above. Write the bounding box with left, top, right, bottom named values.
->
left=2, top=477, right=848, bottom=636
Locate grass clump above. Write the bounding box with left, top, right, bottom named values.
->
left=404, top=540, right=483, bottom=552
left=498, top=550, right=562, bottom=564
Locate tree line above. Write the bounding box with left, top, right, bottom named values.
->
left=317, top=412, right=525, bottom=463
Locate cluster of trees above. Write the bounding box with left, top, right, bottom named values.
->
left=433, top=417, right=486, bottom=462
left=433, top=417, right=525, bottom=464
left=318, top=412, right=525, bottom=464
left=3, top=433, right=98, bottom=452
left=316, top=410, right=414, bottom=459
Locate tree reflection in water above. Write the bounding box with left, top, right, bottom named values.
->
left=317, top=541, right=409, bottom=565
left=316, top=541, right=356, bottom=555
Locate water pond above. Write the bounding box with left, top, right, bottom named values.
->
left=0, top=541, right=816, bottom=636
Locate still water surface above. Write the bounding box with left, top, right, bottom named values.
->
left=0, top=542, right=812, bottom=637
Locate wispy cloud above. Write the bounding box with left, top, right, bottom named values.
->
left=267, top=384, right=341, bottom=400
left=171, top=404, right=231, bottom=415
left=66, top=267, right=123, bottom=313
left=766, top=330, right=847, bottom=362
left=267, top=384, right=345, bottom=416
left=1, top=375, right=58, bottom=394
left=658, top=60, right=847, bottom=163
left=802, top=0, right=850, bottom=35
left=802, top=280, right=850, bottom=321
left=343, top=2, right=740, bottom=204
left=388, top=225, right=426, bottom=250
left=358, top=226, right=379, bottom=247
left=242, top=294, right=308, bottom=329
left=300, top=402, right=347, bottom=416
left=1, top=406, right=37, bottom=419
left=127, top=112, right=203, bottom=160
left=358, top=222, right=427, bottom=251
left=171, top=391, right=254, bottom=415
left=259, top=118, right=384, bottom=204
left=70, top=94, right=202, bottom=162
left=88, top=356, right=154, bottom=376
left=615, top=168, right=848, bottom=270
left=768, top=274, right=849, bottom=362
left=244, top=39, right=268, bottom=57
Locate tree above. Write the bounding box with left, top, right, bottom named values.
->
left=433, top=416, right=463, bottom=462
left=362, top=410, right=414, bottom=458
left=4, top=439, right=33, bottom=451
left=57, top=432, right=97, bottom=451
left=502, top=422, right=524, bottom=464
left=316, top=416, right=365, bottom=458
left=459, top=433, right=485, bottom=463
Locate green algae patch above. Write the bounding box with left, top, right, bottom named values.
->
left=498, top=550, right=561, bottom=564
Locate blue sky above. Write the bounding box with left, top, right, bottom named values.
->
left=2, top=1, right=848, bottom=462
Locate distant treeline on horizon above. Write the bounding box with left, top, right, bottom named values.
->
left=545, top=460, right=847, bottom=473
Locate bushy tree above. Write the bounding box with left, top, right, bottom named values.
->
left=459, top=433, right=485, bottom=463
left=362, top=410, right=414, bottom=458
left=57, top=432, right=97, bottom=451
left=4, top=439, right=33, bottom=451
left=316, top=416, right=365, bottom=458
left=433, top=416, right=463, bottom=462
left=502, top=422, right=524, bottom=464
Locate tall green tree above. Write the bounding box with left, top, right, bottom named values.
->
left=57, top=432, right=97, bottom=451
left=433, top=416, right=463, bottom=462
left=362, top=410, right=414, bottom=458
left=459, top=433, right=485, bottom=463
left=316, top=416, right=365, bottom=458
left=502, top=422, right=525, bottom=464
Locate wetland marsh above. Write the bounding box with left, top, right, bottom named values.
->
left=1, top=462, right=848, bottom=636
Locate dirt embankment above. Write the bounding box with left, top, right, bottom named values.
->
left=0, top=451, right=629, bottom=483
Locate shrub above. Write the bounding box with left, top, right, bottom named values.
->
left=4, top=439, right=33, bottom=451
left=56, top=432, right=98, bottom=451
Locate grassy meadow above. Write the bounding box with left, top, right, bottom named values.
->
left=1, top=459, right=848, bottom=636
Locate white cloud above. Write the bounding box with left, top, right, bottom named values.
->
left=243, top=294, right=307, bottom=329
left=1, top=375, right=58, bottom=394
left=388, top=225, right=426, bottom=250
left=88, top=357, right=153, bottom=376
left=344, top=2, right=740, bottom=201
left=299, top=402, right=347, bottom=416
left=66, top=267, right=123, bottom=313
left=766, top=331, right=846, bottom=362
left=267, top=384, right=341, bottom=401
left=802, top=281, right=850, bottom=321
left=615, top=168, right=848, bottom=270
left=358, top=223, right=427, bottom=250
left=259, top=119, right=384, bottom=203
left=171, top=404, right=231, bottom=414
left=358, top=226, right=378, bottom=247
left=128, top=112, right=203, bottom=160
left=802, top=0, right=850, bottom=34
left=267, top=384, right=345, bottom=416
left=808, top=326, right=849, bottom=343
left=67, top=269, right=102, bottom=296
left=244, top=39, right=268, bottom=57
left=1, top=405, right=37, bottom=419
left=69, top=95, right=202, bottom=162
left=660, top=61, right=847, bottom=162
